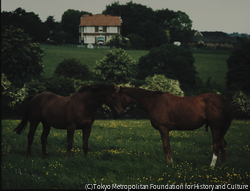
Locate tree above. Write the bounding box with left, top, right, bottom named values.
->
left=103, top=2, right=193, bottom=48
left=137, top=43, right=197, bottom=92
left=226, top=40, right=250, bottom=95
left=94, top=48, right=137, bottom=84
left=61, top=9, right=90, bottom=43
left=44, top=16, right=57, bottom=30
left=103, top=1, right=163, bottom=48
left=1, top=26, right=44, bottom=87
left=106, top=34, right=130, bottom=48
left=169, top=11, right=194, bottom=42
left=54, top=58, right=91, bottom=80
left=1, top=8, right=50, bottom=42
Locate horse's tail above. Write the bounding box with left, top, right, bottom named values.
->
left=220, top=98, right=234, bottom=139
left=14, top=95, right=35, bottom=135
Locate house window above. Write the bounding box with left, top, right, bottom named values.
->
left=84, top=26, right=94, bottom=33
left=107, top=26, right=117, bottom=33
left=99, top=26, right=103, bottom=33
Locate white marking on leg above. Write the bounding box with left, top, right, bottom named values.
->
left=210, top=153, right=217, bottom=167
left=171, top=157, right=174, bottom=163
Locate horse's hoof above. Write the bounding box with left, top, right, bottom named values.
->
left=167, top=157, right=174, bottom=165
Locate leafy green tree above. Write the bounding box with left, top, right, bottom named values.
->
left=140, top=74, right=184, bottom=96
left=1, top=26, right=44, bottom=87
left=94, top=48, right=137, bottom=84
left=44, top=16, right=57, bottom=31
left=232, top=91, right=250, bottom=118
left=169, top=11, right=194, bottom=42
left=127, top=34, right=145, bottom=49
left=226, top=40, right=250, bottom=95
left=106, top=34, right=130, bottom=48
left=1, top=7, right=50, bottom=42
left=103, top=1, right=165, bottom=48
left=61, top=9, right=90, bottom=43
left=103, top=2, right=193, bottom=48
left=137, top=43, right=197, bottom=92
left=54, top=58, right=91, bottom=80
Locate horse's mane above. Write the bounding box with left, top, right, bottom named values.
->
left=123, top=87, right=165, bottom=97
left=78, top=83, right=114, bottom=93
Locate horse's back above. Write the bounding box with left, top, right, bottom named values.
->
left=151, top=93, right=233, bottom=130
left=28, top=92, right=69, bottom=125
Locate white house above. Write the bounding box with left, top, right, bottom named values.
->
left=79, top=14, right=122, bottom=45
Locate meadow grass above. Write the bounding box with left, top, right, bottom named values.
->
left=40, top=45, right=230, bottom=86
left=2, top=119, right=249, bottom=189
left=193, top=50, right=230, bottom=86
left=40, top=44, right=149, bottom=77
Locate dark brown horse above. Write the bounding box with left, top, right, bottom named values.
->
left=120, top=87, right=234, bottom=167
left=14, top=84, right=124, bottom=158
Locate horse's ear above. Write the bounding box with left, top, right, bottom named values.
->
left=119, top=86, right=123, bottom=93
left=115, top=85, right=118, bottom=90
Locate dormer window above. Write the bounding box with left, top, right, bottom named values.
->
left=99, top=26, right=103, bottom=33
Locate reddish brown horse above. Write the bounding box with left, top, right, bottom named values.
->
left=14, top=84, right=124, bottom=158
left=120, top=87, right=234, bottom=167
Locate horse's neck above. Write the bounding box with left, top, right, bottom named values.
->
left=77, top=92, right=107, bottom=111
left=123, top=88, right=152, bottom=112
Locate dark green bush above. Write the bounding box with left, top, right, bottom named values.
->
left=137, top=43, right=197, bottom=93
left=25, top=79, right=46, bottom=95
left=54, top=58, right=91, bottom=80
left=45, top=76, right=75, bottom=96
left=232, top=91, right=250, bottom=119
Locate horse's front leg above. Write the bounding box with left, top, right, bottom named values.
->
left=159, top=128, right=173, bottom=164
left=82, top=127, right=91, bottom=157
left=82, top=124, right=92, bottom=157
left=66, top=125, right=75, bottom=158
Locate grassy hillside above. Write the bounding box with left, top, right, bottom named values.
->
left=193, top=50, right=230, bottom=86
left=2, top=119, right=249, bottom=189
left=40, top=45, right=230, bottom=86
left=41, top=45, right=149, bottom=77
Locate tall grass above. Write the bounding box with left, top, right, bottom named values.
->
left=2, top=119, right=249, bottom=189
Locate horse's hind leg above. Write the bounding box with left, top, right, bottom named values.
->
left=66, top=125, right=75, bottom=158
left=210, top=128, right=221, bottom=167
left=27, top=121, right=40, bottom=158
left=221, top=137, right=227, bottom=163
left=41, top=120, right=51, bottom=158
left=82, top=126, right=92, bottom=157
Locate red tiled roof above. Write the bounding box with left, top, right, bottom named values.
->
left=79, top=14, right=122, bottom=26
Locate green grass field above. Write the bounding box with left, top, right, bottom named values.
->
left=41, top=44, right=149, bottom=78
left=2, top=119, right=249, bottom=189
left=40, top=45, right=230, bottom=86
left=2, top=45, right=240, bottom=189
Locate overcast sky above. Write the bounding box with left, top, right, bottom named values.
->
left=2, top=0, right=250, bottom=34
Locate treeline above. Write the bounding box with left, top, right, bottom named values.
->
left=103, top=1, right=193, bottom=49
left=1, top=1, right=194, bottom=49
left=1, top=7, right=88, bottom=44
